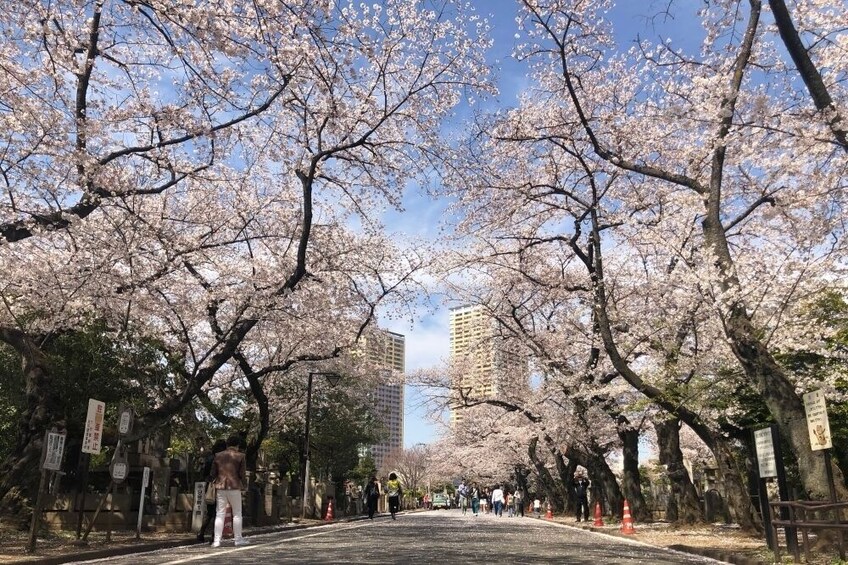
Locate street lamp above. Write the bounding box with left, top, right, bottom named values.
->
left=302, top=371, right=342, bottom=519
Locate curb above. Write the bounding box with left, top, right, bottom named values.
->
left=14, top=517, right=367, bottom=565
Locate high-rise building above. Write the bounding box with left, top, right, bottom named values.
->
left=360, top=330, right=405, bottom=472
left=449, top=304, right=526, bottom=424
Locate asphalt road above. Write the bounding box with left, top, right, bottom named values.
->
left=73, top=510, right=731, bottom=564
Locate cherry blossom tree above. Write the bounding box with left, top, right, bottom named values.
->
left=511, top=0, right=847, bottom=501
left=429, top=0, right=848, bottom=524
left=0, top=0, right=300, bottom=244
left=767, top=0, right=847, bottom=151
left=0, top=0, right=495, bottom=508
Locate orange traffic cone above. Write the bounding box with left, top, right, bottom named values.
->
left=223, top=503, right=233, bottom=538
left=593, top=502, right=604, bottom=526
left=621, top=499, right=635, bottom=534
left=544, top=502, right=553, bottom=520
left=324, top=498, right=335, bottom=521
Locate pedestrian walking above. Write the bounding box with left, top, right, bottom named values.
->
left=491, top=485, right=505, bottom=517
left=573, top=469, right=591, bottom=522
left=506, top=492, right=514, bottom=517
left=513, top=488, right=524, bottom=517
left=365, top=476, right=381, bottom=519
left=457, top=481, right=469, bottom=515
left=210, top=435, right=248, bottom=548
left=387, top=472, right=403, bottom=520
left=197, top=438, right=227, bottom=543
left=533, top=497, right=542, bottom=518
left=470, top=483, right=481, bottom=516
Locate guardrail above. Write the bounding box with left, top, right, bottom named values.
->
left=769, top=500, right=847, bottom=564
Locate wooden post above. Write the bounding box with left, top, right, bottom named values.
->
left=82, top=481, right=113, bottom=541
left=136, top=466, right=149, bottom=539
left=75, top=453, right=91, bottom=540
left=824, top=450, right=845, bottom=560
left=26, top=470, right=48, bottom=553
left=106, top=480, right=116, bottom=542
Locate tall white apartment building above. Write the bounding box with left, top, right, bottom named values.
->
left=449, top=305, right=526, bottom=424
left=361, top=330, right=405, bottom=472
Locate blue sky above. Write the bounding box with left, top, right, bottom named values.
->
left=389, top=0, right=707, bottom=447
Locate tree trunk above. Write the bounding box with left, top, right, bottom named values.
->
left=513, top=464, right=532, bottom=497
left=655, top=418, right=704, bottom=524
left=723, top=313, right=847, bottom=500
left=711, top=435, right=762, bottom=530
left=0, top=328, right=64, bottom=516
left=548, top=445, right=572, bottom=514
left=528, top=437, right=565, bottom=511
left=568, top=444, right=623, bottom=519
left=619, top=417, right=650, bottom=522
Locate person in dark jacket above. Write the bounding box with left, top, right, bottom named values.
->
left=573, top=470, right=591, bottom=522
left=365, top=476, right=381, bottom=519
left=197, top=438, right=227, bottom=542
left=210, top=435, right=248, bottom=547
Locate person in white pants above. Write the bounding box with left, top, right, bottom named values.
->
left=210, top=435, right=249, bottom=547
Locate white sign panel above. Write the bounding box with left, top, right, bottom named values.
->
left=111, top=460, right=128, bottom=481
left=118, top=409, right=132, bottom=436
left=754, top=427, right=777, bottom=478
left=193, top=482, right=206, bottom=512
left=803, top=389, right=832, bottom=451
left=43, top=431, right=66, bottom=471
left=81, top=399, right=106, bottom=455
left=192, top=482, right=207, bottom=532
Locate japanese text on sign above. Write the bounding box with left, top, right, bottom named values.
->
left=43, top=431, right=66, bottom=471
left=803, top=389, right=832, bottom=451
left=754, top=427, right=777, bottom=478
left=81, top=399, right=106, bottom=455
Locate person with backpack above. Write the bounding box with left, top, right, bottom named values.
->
left=365, top=476, right=381, bottom=519
left=386, top=472, right=403, bottom=520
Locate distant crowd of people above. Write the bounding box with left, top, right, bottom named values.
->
left=355, top=469, right=593, bottom=523
left=451, top=469, right=592, bottom=521
left=455, top=481, right=530, bottom=517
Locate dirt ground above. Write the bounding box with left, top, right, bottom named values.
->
left=588, top=520, right=847, bottom=565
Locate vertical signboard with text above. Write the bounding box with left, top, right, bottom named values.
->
left=754, top=427, right=778, bottom=478
left=81, top=399, right=105, bottom=455
left=803, top=389, right=832, bottom=450
left=42, top=430, right=66, bottom=471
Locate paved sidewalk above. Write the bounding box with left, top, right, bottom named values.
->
left=7, top=512, right=770, bottom=565
left=5, top=517, right=335, bottom=565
